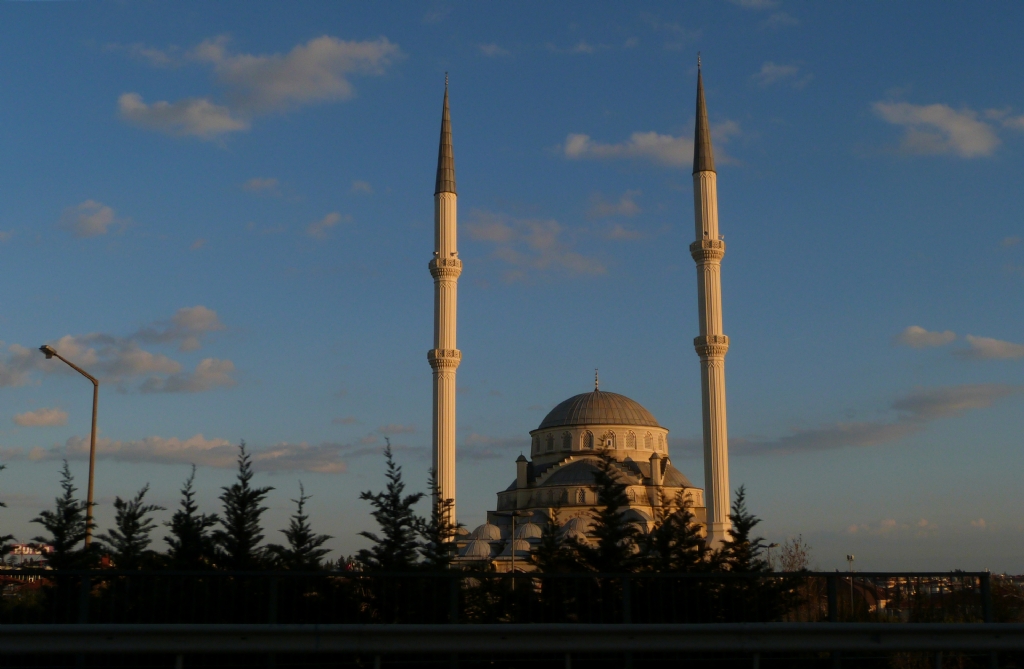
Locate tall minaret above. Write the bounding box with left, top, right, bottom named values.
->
left=690, top=60, right=732, bottom=547
left=428, top=77, right=461, bottom=526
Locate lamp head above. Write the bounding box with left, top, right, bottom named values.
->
left=39, top=345, right=56, bottom=359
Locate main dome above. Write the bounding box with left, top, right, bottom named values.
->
left=538, top=390, right=661, bottom=430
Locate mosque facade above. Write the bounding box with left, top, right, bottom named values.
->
left=428, top=66, right=732, bottom=570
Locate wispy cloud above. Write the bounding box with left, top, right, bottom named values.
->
left=955, top=335, right=1024, bottom=360
left=350, top=180, right=373, bottom=194
left=60, top=200, right=126, bottom=238
left=478, top=43, right=509, bottom=57
left=116, top=35, right=401, bottom=140
left=588, top=190, right=641, bottom=218
left=242, top=177, right=281, bottom=195
left=848, top=517, right=936, bottom=538
left=753, top=62, right=812, bottom=88
left=459, top=433, right=527, bottom=461
left=873, top=102, right=1000, bottom=158
left=894, top=325, right=956, bottom=348
left=563, top=122, right=739, bottom=168
left=13, top=408, right=68, bottom=428
left=467, top=209, right=605, bottom=282
left=733, top=384, right=1020, bottom=456
left=332, top=416, right=360, bottom=425
left=306, top=212, right=349, bottom=239
left=0, top=307, right=234, bottom=392
left=378, top=424, right=415, bottom=435
left=1001, top=236, right=1021, bottom=247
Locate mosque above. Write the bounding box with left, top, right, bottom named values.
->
left=426, top=67, right=732, bottom=570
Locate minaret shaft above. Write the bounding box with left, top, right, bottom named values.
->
left=691, top=68, right=731, bottom=548
left=429, top=83, right=460, bottom=528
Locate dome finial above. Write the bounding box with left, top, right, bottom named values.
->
left=594, top=368, right=599, bottom=391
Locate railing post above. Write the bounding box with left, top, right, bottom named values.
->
left=268, top=576, right=279, bottom=624
left=827, top=573, right=838, bottom=623
left=980, top=572, right=993, bottom=623
left=77, top=574, right=91, bottom=624
left=622, top=575, right=632, bottom=624
left=448, top=572, right=459, bottom=624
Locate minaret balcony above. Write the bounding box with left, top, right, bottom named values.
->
left=429, top=257, right=463, bottom=279
left=689, top=239, right=726, bottom=263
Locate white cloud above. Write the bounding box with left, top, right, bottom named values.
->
left=192, top=35, right=401, bottom=114
left=753, top=62, right=811, bottom=88
left=734, top=384, right=1020, bottom=456
left=139, top=358, right=236, bottom=393
left=564, top=122, right=739, bottom=168
left=873, top=102, right=1000, bottom=158
left=478, top=43, right=509, bottom=57
left=105, top=42, right=179, bottom=67
left=242, top=177, right=280, bottom=195
left=350, top=180, right=373, bottom=194
left=588, top=190, right=641, bottom=218
left=13, top=408, right=68, bottom=427
left=894, top=325, right=956, bottom=348
left=118, top=93, right=249, bottom=139
left=60, top=200, right=123, bottom=238
left=1002, top=115, right=1024, bottom=131
left=956, top=335, right=1024, bottom=360
left=306, top=212, right=350, bottom=239
left=467, top=209, right=605, bottom=281
left=133, top=305, right=225, bottom=352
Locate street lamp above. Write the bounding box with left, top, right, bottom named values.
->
left=846, top=554, right=856, bottom=612
left=766, top=542, right=779, bottom=571
left=493, top=510, right=532, bottom=583
left=39, top=344, right=98, bottom=548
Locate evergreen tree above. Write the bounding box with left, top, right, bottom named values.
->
left=31, top=461, right=98, bottom=570
left=97, top=484, right=165, bottom=570
left=213, top=442, right=273, bottom=570
left=417, top=468, right=459, bottom=570
left=268, top=483, right=332, bottom=570
left=356, top=441, right=423, bottom=571
left=165, top=465, right=219, bottom=570
left=641, top=490, right=707, bottom=572
left=529, top=507, right=581, bottom=573
left=572, top=455, right=642, bottom=573
left=717, top=486, right=770, bottom=573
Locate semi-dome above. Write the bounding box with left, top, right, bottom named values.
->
left=538, top=390, right=660, bottom=430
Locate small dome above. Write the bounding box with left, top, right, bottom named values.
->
left=538, top=391, right=660, bottom=430
left=460, top=540, right=493, bottom=559
left=514, top=522, right=543, bottom=540
left=469, top=522, right=503, bottom=541
left=456, top=526, right=471, bottom=537
left=499, top=539, right=532, bottom=557
left=559, top=517, right=592, bottom=539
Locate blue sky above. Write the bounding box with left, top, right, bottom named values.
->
left=1, top=1, right=1022, bottom=571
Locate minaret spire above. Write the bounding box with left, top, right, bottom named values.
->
left=689, top=61, right=732, bottom=547
left=428, top=76, right=462, bottom=532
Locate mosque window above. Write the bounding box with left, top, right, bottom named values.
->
left=582, top=431, right=594, bottom=450
left=644, top=432, right=653, bottom=450
left=627, top=489, right=636, bottom=502
left=577, top=489, right=586, bottom=504
left=602, top=432, right=615, bottom=449
left=560, top=489, right=569, bottom=503
left=658, top=435, right=664, bottom=451
left=562, top=432, right=572, bottom=450
left=626, top=431, right=637, bottom=449
left=532, top=435, right=539, bottom=453
left=546, top=434, right=554, bottom=452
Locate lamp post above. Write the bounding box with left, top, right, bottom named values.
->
left=846, top=554, right=856, bottom=614
left=493, top=510, right=532, bottom=584
left=39, top=344, right=98, bottom=548
left=766, top=542, right=779, bottom=571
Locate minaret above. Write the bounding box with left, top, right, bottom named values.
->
left=428, top=77, right=461, bottom=527
left=690, top=60, right=732, bottom=547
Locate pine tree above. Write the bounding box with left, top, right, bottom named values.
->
left=268, top=483, right=332, bottom=570
left=529, top=507, right=581, bottom=573
left=417, top=468, right=459, bottom=570
left=165, top=465, right=219, bottom=570
left=213, top=442, right=273, bottom=571
left=31, top=461, right=97, bottom=570
left=572, top=455, right=641, bottom=573
left=356, top=441, right=423, bottom=571
left=642, top=490, right=707, bottom=572
left=717, top=486, right=770, bottom=573
left=97, top=485, right=165, bottom=570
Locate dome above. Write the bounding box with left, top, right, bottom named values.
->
left=460, top=540, right=493, bottom=559
left=538, top=390, right=660, bottom=430
left=545, top=460, right=604, bottom=486
left=558, top=517, right=592, bottom=540
left=499, top=539, right=532, bottom=557
left=514, top=522, right=543, bottom=540
left=469, top=522, right=503, bottom=541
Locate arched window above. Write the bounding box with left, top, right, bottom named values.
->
left=532, top=435, right=539, bottom=453
left=644, top=432, right=653, bottom=450
left=546, top=434, right=554, bottom=452
left=626, top=431, right=637, bottom=449
left=602, top=432, right=615, bottom=449
left=582, top=431, right=594, bottom=450
left=562, top=431, right=572, bottom=450
left=577, top=489, right=586, bottom=504
left=560, top=489, right=569, bottom=503
left=658, top=435, right=664, bottom=451
left=627, top=489, right=636, bottom=502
